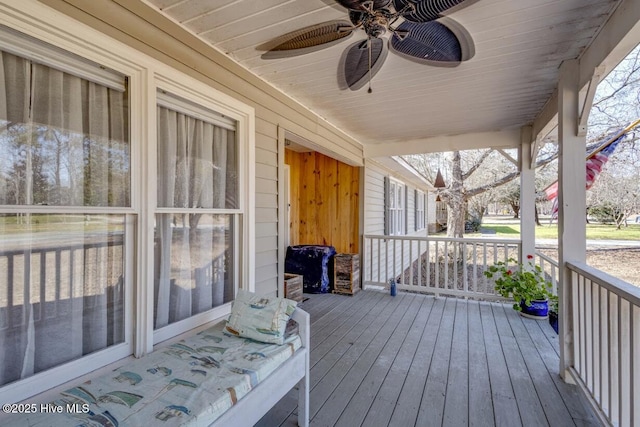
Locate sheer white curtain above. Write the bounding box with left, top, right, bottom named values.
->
left=154, top=104, right=236, bottom=329
left=0, top=50, right=128, bottom=387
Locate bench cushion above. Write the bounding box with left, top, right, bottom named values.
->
left=13, top=322, right=302, bottom=426
left=224, top=289, right=298, bottom=345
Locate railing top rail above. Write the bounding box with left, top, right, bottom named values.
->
left=364, top=234, right=522, bottom=245
left=0, top=238, right=124, bottom=257
left=534, top=251, right=559, bottom=267
left=567, top=261, right=640, bottom=307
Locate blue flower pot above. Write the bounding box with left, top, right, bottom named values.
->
left=519, top=299, right=549, bottom=320
left=549, top=310, right=558, bottom=333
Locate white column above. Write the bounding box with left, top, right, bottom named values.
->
left=519, top=126, right=536, bottom=262
left=557, top=59, right=586, bottom=381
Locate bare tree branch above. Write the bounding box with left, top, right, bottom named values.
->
left=462, top=149, right=493, bottom=180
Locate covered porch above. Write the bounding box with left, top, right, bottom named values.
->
left=258, top=290, right=597, bottom=427
left=1, top=0, right=639, bottom=425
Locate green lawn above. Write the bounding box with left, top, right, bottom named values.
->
left=474, top=222, right=640, bottom=240
left=0, top=215, right=123, bottom=233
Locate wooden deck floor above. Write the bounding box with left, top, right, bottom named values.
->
left=257, top=289, right=599, bottom=427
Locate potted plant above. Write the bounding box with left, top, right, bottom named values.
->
left=483, top=254, right=555, bottom=319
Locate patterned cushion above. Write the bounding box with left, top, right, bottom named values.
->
left=10, top=322, right=302, bottom=427
left=224, top=290, right=297, bottom=345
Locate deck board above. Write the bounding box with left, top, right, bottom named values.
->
left=309, top=294, right=409, bottom=420
left=479, top=301, right=520, bottom=427
left=492, top=304, right=549, bottom=427
left=362, top=296, right=435, bottom=427
left=467, top=301, right=494, bottom=427
left=442, top=299, right=470, bottom=427
left=387, top=296, right=445, bottom=427
left=506, top=304, right=575, bottom=427
left=416, top=297, right=456, bottom=426
left=257, top=290, right=599, bottom=427
left=312, top=294, right=416, bottom=425
left=333, top=295, right=424, bottom=427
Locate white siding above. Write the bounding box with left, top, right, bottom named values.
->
left=255, top=129, right=279, bottom=294
left=364, top=161, right=386, bottom=236
left=363, top=159, right=428, bottom=285
left=427, top=192, right=437, bottom=232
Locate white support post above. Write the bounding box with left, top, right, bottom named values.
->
left=520, top=126, right=536, bottom=264
left=558, top=59, right=587, bottom=381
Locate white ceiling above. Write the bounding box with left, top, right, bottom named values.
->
left=146, top=0, right=622, bottom=152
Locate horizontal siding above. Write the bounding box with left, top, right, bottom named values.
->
left=254, top=130, right=279, bottom=294
left=255, top=178, right=277, bottom=195
left=255, top=193, right=277, bottom=209
left=255, top=163, right=277, bottom=181
left=255, top=222, right=277, bottom=238
left=364, top=161, right=386, bottom=236
left=255, top=249, right=277, bottom=269
left=255, top=148, right=277, bottom=167
left=255, top=207, right=278, bottom=223
left=364, top=160, right=428, bottom=284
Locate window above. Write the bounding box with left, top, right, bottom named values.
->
left=154, top=93, right=239, bottom=334
left=415, top=190, right=426, bottom=231
left=385, top=178, right=406, bottom=235
left=0, top=44, right=131, bottom=389
left=0, top=20, right=254, bottom=403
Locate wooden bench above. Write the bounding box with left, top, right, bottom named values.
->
left=212, top=307, right=309, bottom=427
left=3, top=308, right=310, bottom=427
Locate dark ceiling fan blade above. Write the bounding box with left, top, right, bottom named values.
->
left=260, top=21, right=354, bottom=59
left=335, top=0, right=391, bottom=11
left=349, top=10, right=365, bottom=26
left=393, top=0, right=469, bottom=22
left=390, top=20, right=474, bottom=65
left=340, top=38, right=388, bottom=90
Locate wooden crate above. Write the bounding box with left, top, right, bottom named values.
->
left=333, top=253, right=360, bottom=295
left=284, top=273, right=303, bottom=302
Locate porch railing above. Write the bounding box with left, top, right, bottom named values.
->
left=535, top=250, right=559, bottom=296
left=567, top=261, right=640, bottom=427
left=363, top=234, right=521, bottom=299
left=0, top=239, right=125, bottom=330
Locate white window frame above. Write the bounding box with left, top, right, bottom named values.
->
left=389, top=179, right=406, bottom=236
left=0, top=2, right=255, bottom=403
left=0, top=27, right=139, bottom=405
left=150, top=78, right=253, bottom=345
left=416, top=190, right=426, bottom=231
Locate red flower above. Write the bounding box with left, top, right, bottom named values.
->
left=506, top=270, right=513, bottom=275
left=527, top=255, right=534, bottom=260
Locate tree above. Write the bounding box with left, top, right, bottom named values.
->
left=403, top=45, right=640, bottom=238
left=583, top=45, right=640, bottom=227
left=406, top=148, right=557, bottom=238
left=499, top=183, right=520, bottom=219
left=587, top=164, right=639, bottom=228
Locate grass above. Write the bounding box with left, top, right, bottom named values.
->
left=0, top=215, right=123, bottom=233
left=473, top=222, right=640, bottom=240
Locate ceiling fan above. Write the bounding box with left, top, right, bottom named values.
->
left=260, top=0, right=477, bottom=92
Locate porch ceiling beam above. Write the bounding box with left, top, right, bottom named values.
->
left=530, top=0, right=640, bottom=141
left=531, top=90, right=558, bottom=145
left=364, top=129, right=520, bottom=158
left=530, top=135, right=543, bottom=169
left=529, top=120, right=557, bottom=168
left=497, top=149, right=518, bottom=167
left=578, top=66, right=606, bottom=136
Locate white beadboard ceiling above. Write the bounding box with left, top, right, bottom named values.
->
left=146, top=0, right=622, bottom=151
